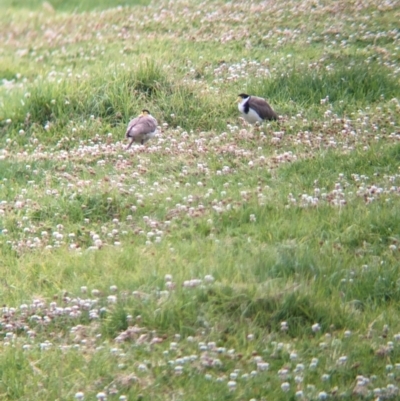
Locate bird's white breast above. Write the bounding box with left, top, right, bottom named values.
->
left=238, top=99, right=263, bottom=124
left=143, top=129, right=157, bottom=143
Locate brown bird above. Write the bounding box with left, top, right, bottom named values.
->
left=237, top=93, right=278, bottom=123
left=125, top=109, right=158, bottom=149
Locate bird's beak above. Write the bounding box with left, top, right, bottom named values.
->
left=235, top=97, right=241, bottom=104
left=126, top=138, right=134, bottom=150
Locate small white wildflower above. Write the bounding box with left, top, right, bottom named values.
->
left=138, top=363, right=147, bottom=372
left=174, top=365, right=183, bottom=375
left=312, top=323, right=321, bottom=332
left=107, top=295, right=117, bottom=303
left=257, top=362, right=269, bottom=371
left=373, top=388, right=382, bottom=396
left=281, top=382, right=290, bottom=392
left=227, top=380, right=237, bottom=390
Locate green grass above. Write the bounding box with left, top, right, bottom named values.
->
left=0, top=0, right=400, bottom=400
left=0, top=0, right=149, bottom=12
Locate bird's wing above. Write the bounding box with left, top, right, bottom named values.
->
left=125, top=115, right=157, bottom=139
left=250, top=96, right=278, bottom=120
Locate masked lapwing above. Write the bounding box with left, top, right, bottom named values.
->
left=237, top=93, right=278, bottom=124
left=125, top=109, right=157, bottom=149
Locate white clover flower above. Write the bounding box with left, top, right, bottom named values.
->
left=294, top=363, right=305, bottom=373
left=312, top=323, right=321, bottom=332
left=207, top=341, right=216, bottom=350
left=281, top=382, right=290, bottom=392
left=227, top=380, right=237, bottom=390
left=174, top=365, right=183, bottom=375
left=212, top=359, right=222, bottom=367
left=373, top=388, right=382, bottom=396
left=278, top=368, right=289, bottom=380
left=138, top=363, right=147, bottom=372
left=257, top=362, right=269, bottom=371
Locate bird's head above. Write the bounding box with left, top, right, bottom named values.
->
left=141, top=109, right=151, bottom=115
left=237, top=93, right=250, bottom=103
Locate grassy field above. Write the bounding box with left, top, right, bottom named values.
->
left=0, top=0, right=400, bottom=400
